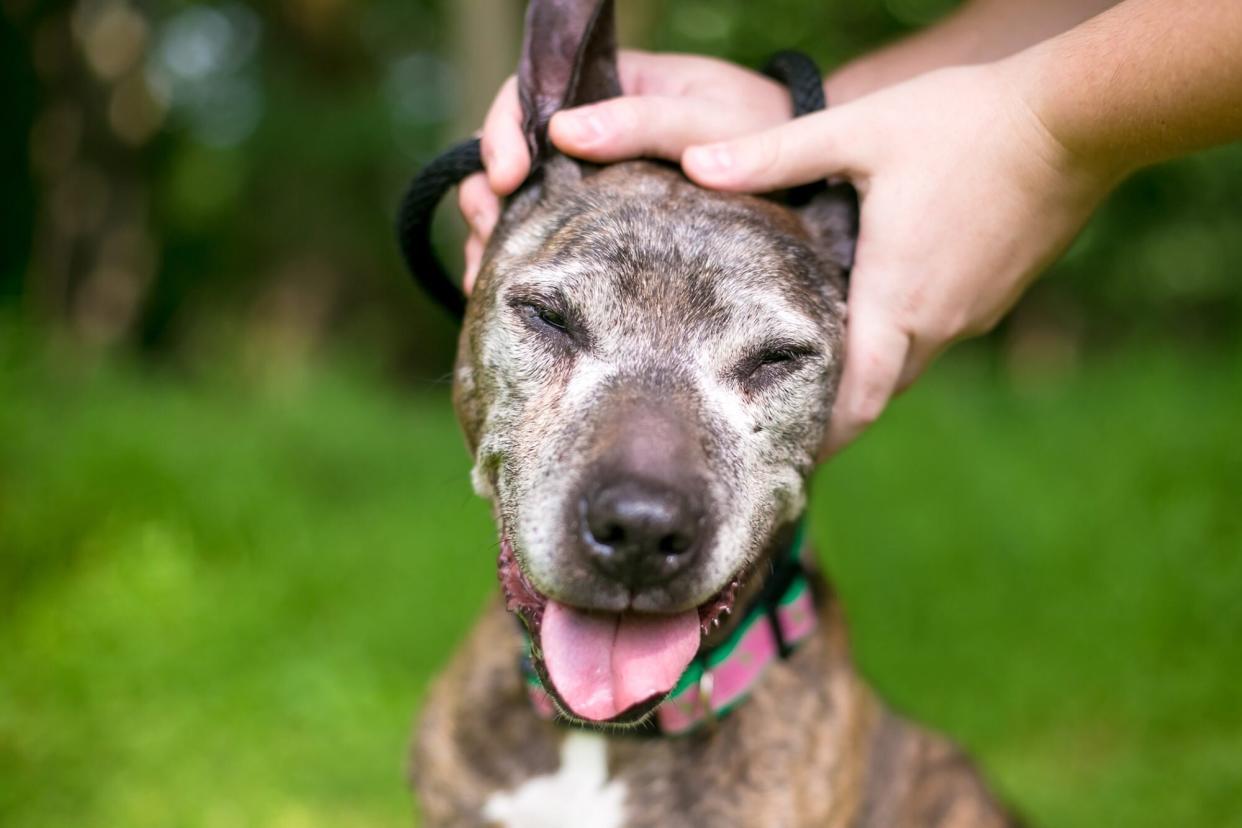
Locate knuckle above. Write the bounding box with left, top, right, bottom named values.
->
left=847, top=390, right=887, bottom=428
left=949, top=318, right=981, bottom=341
left=961, top=309, right=1002, bottom=339
left=895, top=290, right=971, bottom=346
left=918, top=312, right=959, bottom=345
left=835, top=374, right=885, bottom=430
left=747, top=130, right=785, bottom=179
left=934, top=306, right=992, bottom=342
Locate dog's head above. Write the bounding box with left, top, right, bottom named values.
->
left=453, top=0, right=856, bottom=725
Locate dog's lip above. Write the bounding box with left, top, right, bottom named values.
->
left=498, top=536, right=548, bottom=629
left=496, top=533, right=746, bottom=636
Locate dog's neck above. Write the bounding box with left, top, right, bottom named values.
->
left=518, top=519, right=821, bottom=736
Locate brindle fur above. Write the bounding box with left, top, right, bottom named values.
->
left=411, top=1, right=1021, bottom=825
left=416, top=587, right=1017, bottom=828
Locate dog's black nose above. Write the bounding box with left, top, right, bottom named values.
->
left=582, top=478, right=703, bottom=589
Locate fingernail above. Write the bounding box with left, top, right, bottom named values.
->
left=558, top=109, right=605, bottom=145
left=687, top=144, right=733, bottom=174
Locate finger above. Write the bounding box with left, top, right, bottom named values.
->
left=550, top=96, right=784, bottom=164
left=457, top=173, right=499, bottom=242
left=896, top=337, right=946, bottom=394
left=463, top=232, right=484, bottom=296
left=480, top=75, right=529, bottom=196
left=683, top=108, right=864, bottom=193
left=822, top=294, right=911, bottom=458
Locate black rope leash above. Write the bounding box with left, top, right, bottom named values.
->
left=396, top=137, right=483, bottom=320
left=396, top=51, right=829, bottom=322
left=761, top=50, right=831, bottom=208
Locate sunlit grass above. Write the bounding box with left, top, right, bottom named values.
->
left=2, top=340, right=1239, bottom=826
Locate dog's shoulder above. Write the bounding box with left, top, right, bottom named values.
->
left=412, top=599, right=562, bottom=825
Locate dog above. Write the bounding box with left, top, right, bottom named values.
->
left=412, top=1, right=1021, bottom=825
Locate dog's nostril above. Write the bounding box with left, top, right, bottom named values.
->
left=657, top=532, right=692, bottom=555
left=597, top=522, right=627, bottom=546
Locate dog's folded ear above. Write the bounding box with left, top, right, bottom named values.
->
left=796, top=182, right=859, bottom=289
left=519, top=0, right=621, bottom=175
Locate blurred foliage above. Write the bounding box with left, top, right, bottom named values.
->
left=2, top=330, right=1240, bottom=826
left=4, top=0, right=462, bottom=375
left=2, top=0, right=1240, bottom=380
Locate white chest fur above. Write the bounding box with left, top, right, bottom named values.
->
left=482, top=732, right=627, bottom=828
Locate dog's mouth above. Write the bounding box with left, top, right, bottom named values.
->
left=498, top=534, right=743, bottom=725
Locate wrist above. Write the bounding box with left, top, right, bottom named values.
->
left=992, top=50, right=1133, bottom=201
left=998, top=40, right=1146, bottom=184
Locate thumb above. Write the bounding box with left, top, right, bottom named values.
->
left=681, top=107, right=863, bottom=193
left=821, top=279, right=911, bottom=459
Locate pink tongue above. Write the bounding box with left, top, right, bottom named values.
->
left=540, top=600, right=701, bottom=721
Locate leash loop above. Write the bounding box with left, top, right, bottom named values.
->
left=396, top=137, right=484, bottom=320
left=761, top=50, right=830, bottom=207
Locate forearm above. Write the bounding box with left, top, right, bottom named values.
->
left=826, top=0, right=1120, bottom=103
left=1009, top=0, right=1242, bottom=174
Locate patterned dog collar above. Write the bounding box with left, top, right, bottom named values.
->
left=520, top=522, right=818, bottom=736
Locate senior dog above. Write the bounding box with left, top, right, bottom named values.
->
left=410, top=2, right=1019, bottom=826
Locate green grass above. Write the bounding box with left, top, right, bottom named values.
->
left=2, top=338, right=1240, bottom=826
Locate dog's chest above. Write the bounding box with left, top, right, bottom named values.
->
left=483, top=732, right=628, bottom=828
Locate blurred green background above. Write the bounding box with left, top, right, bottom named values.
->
left=1, top=0, right=1240, bottom=826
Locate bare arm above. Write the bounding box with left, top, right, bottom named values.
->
left=827, top=0, right=1122, bottom=102
left=1013, top=0, right=1242, bottom=172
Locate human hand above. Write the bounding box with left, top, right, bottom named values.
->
left=680, top=62, right=1123, bottom=457
left=457, top=51, right=793, bottom=290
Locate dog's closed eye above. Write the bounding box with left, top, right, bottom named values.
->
left=509, top=292, right=583, bottom=347
left=530, top=303, right=568, bottom=332
left=734, top=343, right=820, bottom=392
left=758, top=348, right=803, bottom=367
